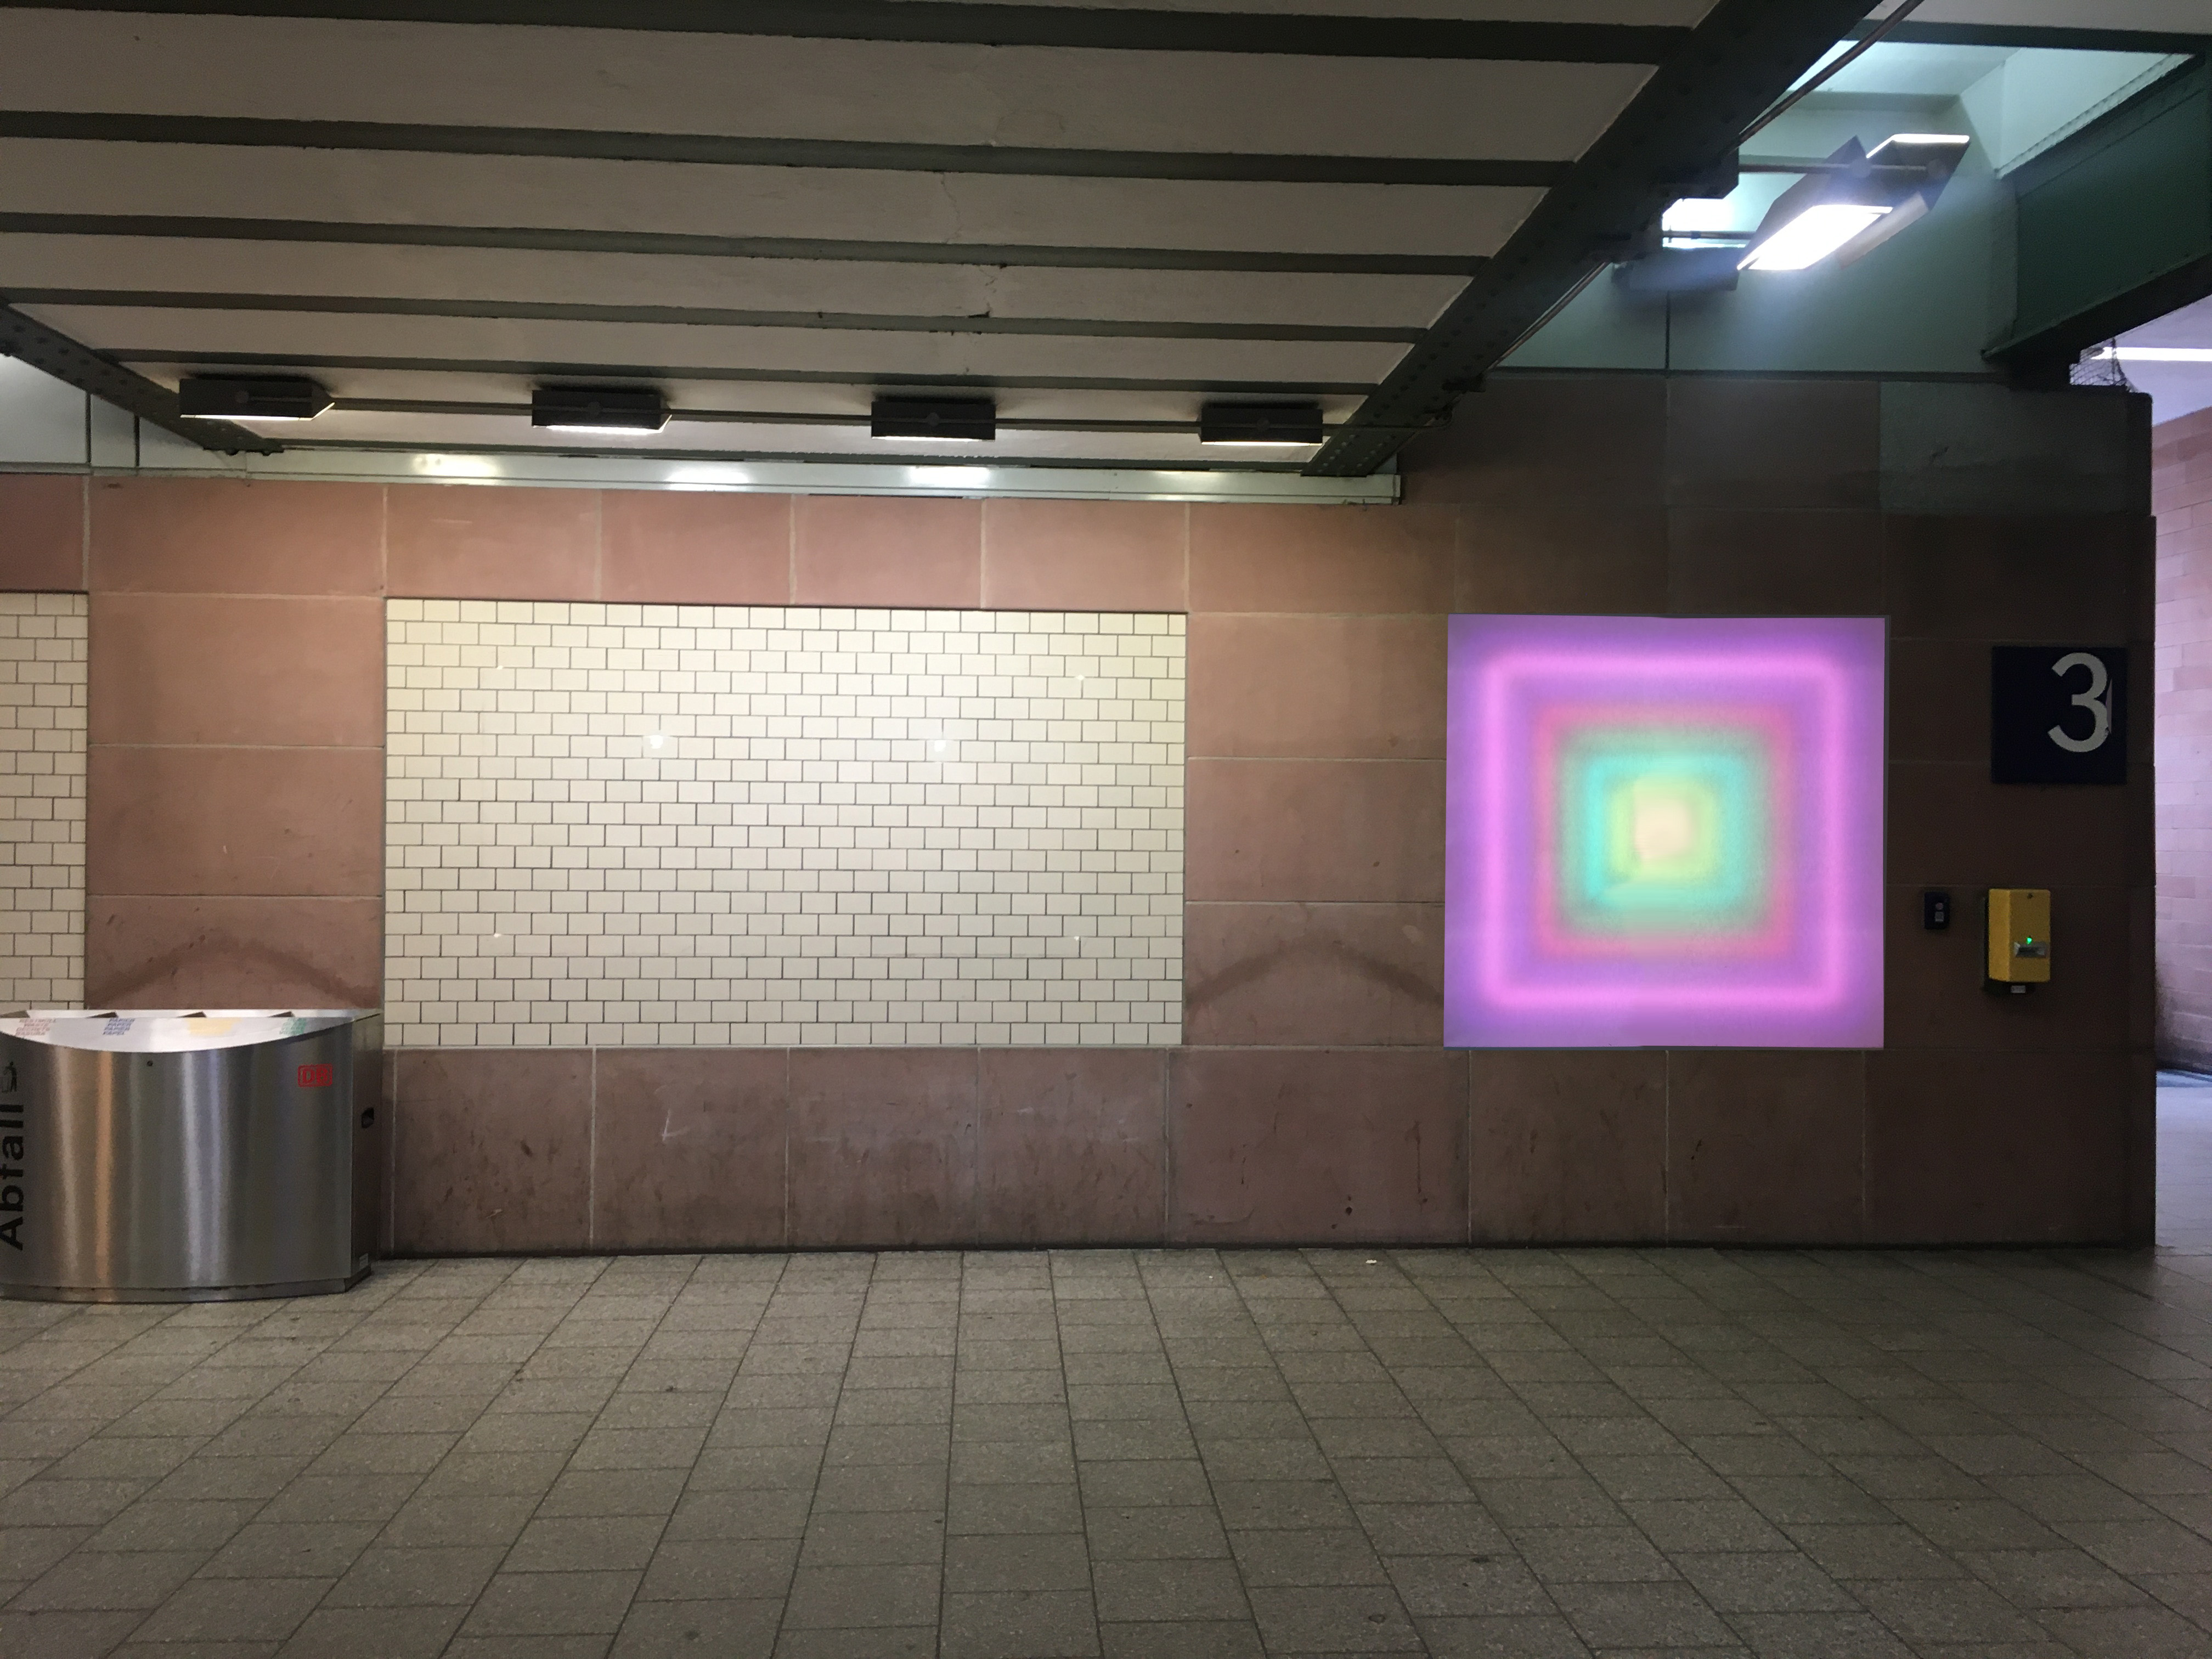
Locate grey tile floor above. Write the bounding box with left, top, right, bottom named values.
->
left=9, top=1245, right=2212, bottom=1659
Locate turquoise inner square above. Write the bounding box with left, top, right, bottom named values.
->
left=1558, top=730, right=1770, bottom=934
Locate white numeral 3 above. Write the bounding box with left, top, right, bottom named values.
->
left=2047, top=652, right=2111, bottom=754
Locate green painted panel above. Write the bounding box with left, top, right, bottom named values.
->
left=2008, top=60, right=2211, bottom=346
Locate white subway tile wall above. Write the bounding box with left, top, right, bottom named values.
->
left=0, top=592, right=86, bottom=1008
left=386, top=601, right=1185, bottom=1047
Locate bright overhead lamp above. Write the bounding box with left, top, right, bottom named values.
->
left=871, top=398, right=996, bottom=441
left=1198, top=402, right=1324, bottom=446
left=1741, top=202, right=1892, bottom=271
left=2096, top=345, right=2212, bottom=363
left=178, top=375, right=331, bottom=422
left=531, top=385, right=668, bottom=433
left=1739, top=133, right=1968, bottom=273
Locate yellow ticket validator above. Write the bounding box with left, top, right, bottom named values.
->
left=1986, top=888, right=2050, bottom=985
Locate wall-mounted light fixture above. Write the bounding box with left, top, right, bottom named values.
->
left=1737, top=133, right=1968, bottom=271
left=178, top=375, right=331, bottom=421
left=531, top=385, right=669, bottom=433
left=871, top=398, right=996, bottom=441
left=1198, top=402, right=1324, bottom=446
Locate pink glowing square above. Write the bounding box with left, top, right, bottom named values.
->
left=1444, top=616, right=1885, bottom=1047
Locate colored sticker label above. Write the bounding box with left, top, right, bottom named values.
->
left=297, top=1063, right=335, bottom=1088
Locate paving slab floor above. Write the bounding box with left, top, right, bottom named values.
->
left=7, top=1245, right=2212, bottom=1658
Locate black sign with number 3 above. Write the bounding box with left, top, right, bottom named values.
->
left=1990, top=645, right=2128, bottom=785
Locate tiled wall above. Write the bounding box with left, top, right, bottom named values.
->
left=0, top=375, right=2159, bottom=1250
left=2157, top=406, right=2212, bottom=1068
left=0, top=592, right=85, bottom=1007
left=386, top=600, right=1184, bottom=1047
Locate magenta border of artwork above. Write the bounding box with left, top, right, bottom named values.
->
left=1443, top=614, right=1886, bottom=1048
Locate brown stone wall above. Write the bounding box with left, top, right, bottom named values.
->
left=0, top=371, right=2157, bottom=1250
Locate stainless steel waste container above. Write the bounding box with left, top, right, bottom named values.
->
left=0, top=1009, right=382, bottom=1302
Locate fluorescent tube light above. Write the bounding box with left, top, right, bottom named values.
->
left=1871, top=134, right=1971, bottom=154
left=1733, top=133, right=1967, bottom=273
left=1662, top=198, right=1739, bottom=236
left=1740, top=202, right=1891, bottom=270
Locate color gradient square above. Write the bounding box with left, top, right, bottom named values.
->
left=1444, top=616, right=1884, bottom=1048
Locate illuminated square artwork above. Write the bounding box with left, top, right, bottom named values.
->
left=1444, top=616, right=1884, bottom=1048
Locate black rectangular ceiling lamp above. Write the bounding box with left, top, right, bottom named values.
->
left=871, top=397, right=996, bottom=441
left=1198, top=401, right=1324, bottom=446
left=531, top=384, right=669, bottom=433
left=178, top=374, right=331, bottom=421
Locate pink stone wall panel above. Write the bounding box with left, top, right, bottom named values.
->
left=983, top=499, right=1187, bottom=612
left=391, top=1050, right=594, bottom=1253
left=87, top=896, right=383, bottom=1010
left=1664, top=1051, right=1867, bottom=1244
left=385, top=484, right=599, bottom=599
left=787, top=1049, right=980, bottom=1247
left=600, top=490, right=793, bottom=605
left=1187, top=614, right=1443, bottom=760
left=91, top=478, right=383, bottom=596
left=89, top=745, right=384, bottom=898
left=1168, top=1049, right=1468, bottom=1244
left=1866, top=1048, right=2129, bottom=1242
left=0, top=473, right=84, bottom=591
left=1183, top=903, right=1443, bottom=1047
left=977, top=1049, right=1166, bottom=1243
left=1189, top=503, right=1453, bottom=614
left=90, top=594, right=385, bottom=748
left=794, top=495, right=981, bottom=608
left=593, top=1049, right=790, bottom=1250
left=1186, top=759, right=1444, bottom=904
left=1468, top=1050, right=1665, bottom=1242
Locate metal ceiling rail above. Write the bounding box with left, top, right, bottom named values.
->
left=0, top=214, right=1485, bottom=278
left=1306, top=0, right=1877, bottom=478
left=0, top=112, right=1575, bottom=190
left=104, top=351, right=1383, bottom=398
left=0, top=289, right=1430, bottom=345
left=0, top=216, right=1486, bottom=278
left=0, top=1, right=1688, bottom=63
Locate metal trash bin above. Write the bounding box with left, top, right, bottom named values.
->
left=0, top=1009, right=382, bottom=1302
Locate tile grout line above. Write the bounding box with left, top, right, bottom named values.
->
left=761, top=1247, right=864, bottom=1659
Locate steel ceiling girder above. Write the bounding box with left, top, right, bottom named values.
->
left=0, top=1, right=1687, bottom=62
left=0, top=302, right=279, bottom=453
left=1305, top=0, right=1877, bottom=478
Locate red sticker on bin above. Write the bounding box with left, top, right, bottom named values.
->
left=297, top=1064, right=334, bottom=1087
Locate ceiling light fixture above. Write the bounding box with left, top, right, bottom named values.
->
left=1198, top=402, right=1325, bottom=446
left=178, top=375, right=331, bottom=422
left=872, top=398, right=996, bottom=441
left=531, top=385, right=668, bottom=433
left=2096, top=345, right=2212, bottom=363
left=1737, top=133, right=1968, bottom=273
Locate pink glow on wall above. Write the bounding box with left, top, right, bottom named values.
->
left=1445, top=615, right=1885, bottom=1048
